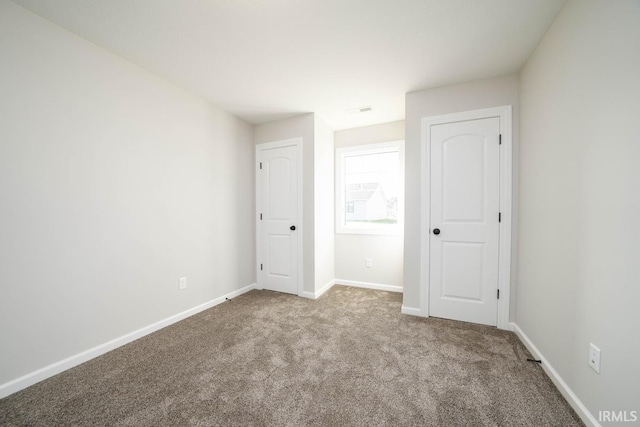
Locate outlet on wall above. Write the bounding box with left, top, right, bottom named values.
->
left=589, top=343, right=601, bottom=374
left=365, top=258, right=372, bottom=268
left=179, top=277, right=187, bottom=290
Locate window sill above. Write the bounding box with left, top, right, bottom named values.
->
left=335, top=227, right=403, bottom=237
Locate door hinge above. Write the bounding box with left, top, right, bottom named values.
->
left=259, top=162, right=262, bottom=169
left=499, top=212, right=502, bottom=222
left=260, top=264, right=263, bottom=271
left=499, top=134, right=502, bottom=145
left=260, top=213, right=262, bottom=220
left=497, top=289, right=500, bottom=299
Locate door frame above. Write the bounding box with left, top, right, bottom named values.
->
left=420, top=106, right=512, bottom=330
left=255, top=138, right=304, bottom=296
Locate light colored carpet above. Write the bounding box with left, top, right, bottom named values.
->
left=0, top=285, right=583, bottom=426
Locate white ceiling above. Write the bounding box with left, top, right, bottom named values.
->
left=11, top=0, right=565, bottom=130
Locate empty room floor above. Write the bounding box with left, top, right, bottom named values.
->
left=0, top=286, right=582, bottom=426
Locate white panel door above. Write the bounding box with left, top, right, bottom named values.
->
left=260, top=145, right=298, bottom=294
left=429, top=117, right=500, bottom=326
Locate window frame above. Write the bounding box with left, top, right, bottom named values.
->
left=335, top=140, right=404, bottom=236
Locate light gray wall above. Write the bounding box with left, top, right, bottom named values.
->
left=517, top=0, right=640, bottom=417
left=313, top=116, right=335, bottom=292
left=0, top=0, right=255, bottom=386
left=253, top=114, right=316, bottom=294
left=403, top=74, right=519, bottom=313
left=334, top=120, right=405, bottom=287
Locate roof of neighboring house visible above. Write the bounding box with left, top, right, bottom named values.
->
left=346, top=183, right=383, bottom=202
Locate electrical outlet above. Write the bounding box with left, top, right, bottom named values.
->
left=589, top=343, right=601, bottom=373
left=365, top=258, right=372, bottom=268
left=179, top=277, right=187, bottom=290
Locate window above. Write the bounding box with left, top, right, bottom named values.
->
left=346, top=201, right=355, bottom=213
left=336, top=141, right=404, bottom=235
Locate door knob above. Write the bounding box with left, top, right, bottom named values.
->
left=433, top=228, right=440, bottom=235
left=290, top=225, right=296, bottom=231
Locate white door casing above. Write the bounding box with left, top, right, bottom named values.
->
left=421, top=106, right=512, bottom=330
left=256, top=138, right=303, bottom=295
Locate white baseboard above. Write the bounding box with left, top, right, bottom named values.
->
left=300, top=279, right=335, bottom=300
left=335, top=279, right=403, bottom=293
left=0, top=283, right=256, bottom=399
left=316, top=279, right=335, bottom=298
left=511, top=322, right=600, bottom=427
left=401, top=305, right=422, bottom=316
left=301, top=278, right=401, bottom=300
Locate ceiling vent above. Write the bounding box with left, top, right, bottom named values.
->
left=345, top=105, right=373, bottom=115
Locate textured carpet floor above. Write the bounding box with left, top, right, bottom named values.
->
left=0, top=285, right=583, bottom=426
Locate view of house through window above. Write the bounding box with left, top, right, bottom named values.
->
left=336, top=141, right=403, bottom=234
